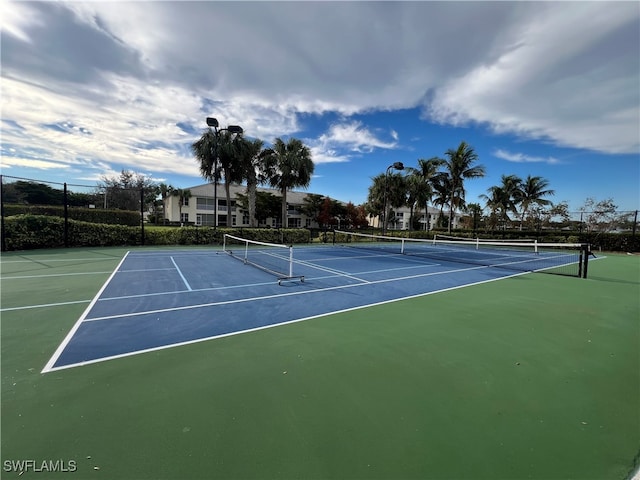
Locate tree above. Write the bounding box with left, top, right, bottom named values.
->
left=463, top=203, right=483, bottom=232
left=264, top=137, right=314, bottom=228
left=192, top=127, right=244, bottom=226
left=6, top=181, right=63, bottom=205
left=481, top=174, right=521, bottom=230
left=384, top=173, right=408, bottom=231
left=98, top=170, right=157, bottom=211
left=442, top=142, right=485, bottom=233
left=235, top=138, right=273, bottom=227
left=345, top=202, right=369, bottom=229
left=236, top=191, right=282, bottom=225
left=366, top=172, right=407, bottom=231
left=579, top=197, right=618, bottom=233
left=406, top=157, right=445, bottom=231
left=366, top=174, right=386, bottom=228
left=516, top=175, right=554, bottom=230
left=431, top=174, right=452, bottom=229
left=301, top=193, right=326, bottom=226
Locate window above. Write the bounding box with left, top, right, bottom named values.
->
left=181, top=213, right=189, bottom=223
left=218, top=199, right=236, bottom=211
left=197, top=214, right=215, bottom=226
left=196, top=198, right=215, bottom=210
left=181, top=197, right=189, bottom=207
left=288, top=217, right=301, bottom=228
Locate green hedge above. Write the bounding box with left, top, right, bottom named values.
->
left=3, top=215, right=636, bottom=252
left=1, top=215, right=311, bottom=251
left=3, top=204, right=140, bottom=226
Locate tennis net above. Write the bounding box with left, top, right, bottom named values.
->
left=334, top=230, right=591, bottom=278
left=222, top=234, right=304, bottom=284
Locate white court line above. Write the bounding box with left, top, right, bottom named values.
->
left=118, top=267, right=176, bottom=274
left=1, top=271, right=113, bottom=280
left=1, top=299, right=91, bottom=312
left=41, top=252, right=603, bottom=372
left=41, top=252, right=130, bottom=373
left=97, top=259, right=440, bottom=302
left=82, top=263, right=490, bottom=323
left=170, top=257, right=193, bottom=291
left=44, top=268, right=531, bottom=373
left=0, top=257, right=120, bottom=264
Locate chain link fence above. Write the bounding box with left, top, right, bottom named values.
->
left=1, top=174, right=146, bottom=251
left=1, top=174, right=638, bottom=252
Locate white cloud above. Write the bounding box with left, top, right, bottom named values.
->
left=494, top=149, right=560, bottom=165
left=0, top=0, right=637, bottom=184
left=427, top=2, right=639, bottom=154
left=318, top=122, right=397, bottom=153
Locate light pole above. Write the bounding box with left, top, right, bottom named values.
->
left=382, top=161, right=404, bottom=234
left=206, top=117, right=243, bottom=227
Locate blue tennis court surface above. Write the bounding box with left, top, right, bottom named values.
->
left=43, top=244, right=562, bottom=372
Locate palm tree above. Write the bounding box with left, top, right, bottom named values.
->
left=216, top=131, right=245, bottom=226
left=431, top=174, right=451, bottom=229
left=236, top=138, right=273, bottom=227
left=192, top=128, right=220, bottom=224
left=264, top=138, right=314, bottom=228
left=192, top=128, right=244, bottom=227
left=481, top=188, right=509, bottom=230
left=384, top=172, right=408, bottom=231
left=465, top=202, right=483, bottom=232
left=442, top=142, right=486, bottom=233
left=516, top=175, right=554, bottom=230
left=480, top=175, right=521, bottom=230
left=366, top=172, right=407, bottom=231
left=407, top=157, right=445, bottom=231
left=366, top=174, right=387, bottom=229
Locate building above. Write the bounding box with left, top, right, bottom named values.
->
left=163, top=183, right=322, bottom=228
left=163, top=182, right=463, bottom=231
left=373, top=205, right=463, bottom=231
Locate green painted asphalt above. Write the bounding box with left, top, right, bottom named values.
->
left=1, top=248, right=638, bottom=479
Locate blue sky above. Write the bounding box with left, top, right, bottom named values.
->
left=1, top=1, right=639, bottom=212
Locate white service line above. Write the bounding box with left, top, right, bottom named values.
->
left=41, top=252, right=131, bottom=373
left=170, top=256, right=193, bottom=291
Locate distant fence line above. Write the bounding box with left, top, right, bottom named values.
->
left=0, top=174, right=638, bottom=252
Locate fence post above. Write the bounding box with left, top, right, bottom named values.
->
left=64, top=182, right=69, bottom=248
left=0, top=175, right=5, bottom=252
left=140, top=187, right=145, bottom=246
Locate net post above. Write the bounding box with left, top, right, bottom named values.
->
left=476, top=237, right=479, bottom=250
left=581, top=244, right=590, bottom=278
left=289, top=246, right=294, bottom=278
left=244, top=239, right=249, bottom=264
left=535, top=239, right=538, bottom=255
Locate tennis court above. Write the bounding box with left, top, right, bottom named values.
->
left=1, top=242, right=639, bottom=479
left=43, top=234, right=589, bottom=371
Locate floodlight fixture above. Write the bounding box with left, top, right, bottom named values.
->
left=227, top=125, right=244, bottom=134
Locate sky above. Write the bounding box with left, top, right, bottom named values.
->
left=1, top=0, right=639, bottom=213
